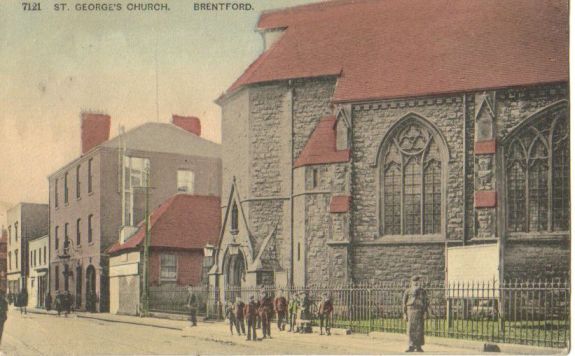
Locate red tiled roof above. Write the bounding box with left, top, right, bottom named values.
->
left=330, top=195, right=351, bottom=213
left=107, top=195, right=221, bottom=255
left=294, top=116, right=350, bottom=168
left=227, top=0, right=568, bottom=102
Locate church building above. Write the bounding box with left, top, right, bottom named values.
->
left=210, top=0, right=569, bottom=288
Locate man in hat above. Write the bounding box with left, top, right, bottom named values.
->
left=274, top=290, right=288, bottom=331
left=186, top=285, right=198, bottom=326
left=318, top=293, right=334, bottom=336
left=225, top=301, right=237, bottom=335
left=402, top=276, right=429, bottom=352
left=244, top=295, right=258, bottom=341
left=234, top=297, right=246, bottom=336
left=258, top=289, right=273, bottom=339
left=287, top=292, right=299, bottom=332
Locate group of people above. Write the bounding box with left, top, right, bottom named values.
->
left=44, top=290, right=73, bottom=317
left=185, top=276, right=430, bottom=352
left=223, top=289, right=334, bottom=341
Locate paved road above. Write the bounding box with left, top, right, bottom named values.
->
left=0, top=310, right=483, bottom=355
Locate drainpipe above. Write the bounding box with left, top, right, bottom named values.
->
left=288, top=80, right=295, bottom=287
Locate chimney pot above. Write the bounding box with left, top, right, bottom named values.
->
left=172, top=115, right=201, bottom=136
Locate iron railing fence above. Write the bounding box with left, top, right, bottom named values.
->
left=148, top=280, right=569, bottom=348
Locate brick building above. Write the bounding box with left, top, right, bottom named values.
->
left=107, top=194, right=220, bottom=315
left=210, top=0, right=569, bottom=288
left=48, top=112, right=221, bottom=312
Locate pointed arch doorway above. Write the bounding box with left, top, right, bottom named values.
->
left=224, top=252, right=246, bottom=301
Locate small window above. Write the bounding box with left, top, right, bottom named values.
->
left=30, top=251, right=33, bottom=268
left=312, top=168, right=319, bottom=189
left=177, top=170, right=195, bottom=193
left=88, top=215, right=93, bottom=243
left=14, top=222, right=18, bottom=241
left=54, top=265, right=60, bottom=290
left=88, top=158, right=93, bottom=193
left=64, top=223, right=69, bottom=246
left=43, top=246, right=46, bottom=265
left=15, top=249, right=18, bottom=269
left=7, top=252, right=11, bottom=271
left=55, top=226, right=59, bottom=249
left=7, top=226, right=10, bottom=243
left=64, top=172, right=69, bottom=204
left=76, top=218, right=81, bottom=245
left=297, top=242, right=301, bottom=261
left=76, top=165, right=81, bottom=199
left=231, top=202, right=239, bottom=232
left=160, top=254, right=177, bottom=282
left=55, top=178, right=59, bottom=208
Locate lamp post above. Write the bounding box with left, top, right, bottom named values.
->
left=140, top=164, right=151, bottom=317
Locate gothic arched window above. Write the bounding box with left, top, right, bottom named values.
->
left=230, top=202, right=239, bottom=233
left=505, top=104, right=569, bottom=233
left=379, top=118, right=446, bottom=236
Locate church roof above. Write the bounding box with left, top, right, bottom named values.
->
left=294, top=116, right=350, bottom=168
left=226, top=0, right=568, bottom=102
left=107, top=194, right=221, bottom=255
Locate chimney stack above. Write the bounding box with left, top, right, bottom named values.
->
left=172, top=115, right=201, bottom=136
left=81, top=113, right=111, bottom=154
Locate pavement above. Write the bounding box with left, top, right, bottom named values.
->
left=8, top=306, right=566, bottom=355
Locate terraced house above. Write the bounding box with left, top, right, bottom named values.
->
left=210, top=0, right=569, bottom=289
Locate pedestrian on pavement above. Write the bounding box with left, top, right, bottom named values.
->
left=18, top=289, right=28, bottom=315
left=274, top=290, right=288, bottom=331
left=318, top=293, right=333, bottom=336
left=258, top=289, right=273, bottom=339
left=234, top=297, right=246, bottom=336
left=244, top=295, right=258, bottom=341
left=0, top=289, right=8, bottom=346
left=225, top=301, right=237, bottom=335
left=54, top=291, right=63, bottom=316
left=64, top=290, right=72, bottom=317
left=287, top=292, right=299, bottom=332
left=45, top=292, right=52, bottom=311
left=186, top=285, right=198, bottom=326
left=402, top=276, right=429, bottom=353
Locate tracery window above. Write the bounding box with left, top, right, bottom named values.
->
left=380, top=118, right=445, bottom=235
left=505, top=106, right=569, bottom=233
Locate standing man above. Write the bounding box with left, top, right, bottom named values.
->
left=258, top=290, right=273, bottom=339
left=288, top=292, right=299, bottom=332
left=274, top=290, right=288, bottom=331
left=402, top=276, right=429, bottom=352
left=64, top=290, right=72, bottom=317
left=0, top=290, right=8, bottom=345
left=18, top=289, right=28, bottom=315
left=225, top=301, right=237, bottom=335
left=318, top=293, right=334, bottom=336
left=235, top=297, right=246, bottom=336
left=244, top=295, right=258, bottom=341
left=186, top=286, right=198, bottom=326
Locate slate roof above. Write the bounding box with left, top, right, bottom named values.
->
left=107, top=194, right=221, bottom=255
left=226, top=0, right=568, bottom=102
left=294, top=116, right=350, bottom=168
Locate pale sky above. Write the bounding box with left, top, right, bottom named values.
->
left=0, top=0, right=319, bottom=220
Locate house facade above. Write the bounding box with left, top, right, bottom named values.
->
left=211, top=0, right=569, bottom=289
left=27, top=234, right=49, bottom=308
left=48, top=112, right=221, bottom=312
left=6, top=203, right=49, bottom=297
left=107, top=194, right=221, bottom=315
left=0, top=230, right=7, bottom=292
